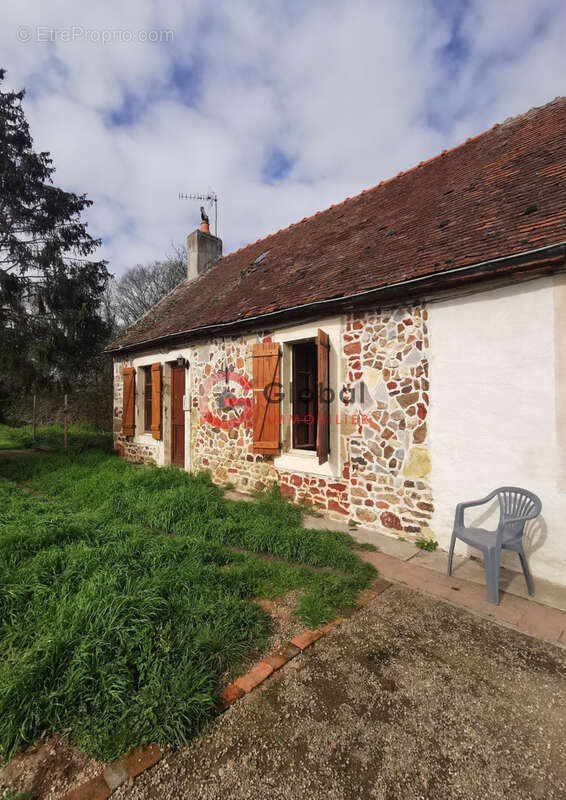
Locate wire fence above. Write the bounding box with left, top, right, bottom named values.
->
left=0, top=390, right=114, bottom=454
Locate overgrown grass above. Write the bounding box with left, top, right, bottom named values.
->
left=0, top=423, right=112, bottom=453
left=0, top=451, right=375, bottom=763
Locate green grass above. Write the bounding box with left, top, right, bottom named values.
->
left=0, top=423, right=113, bottom=453
left=3, top=791, right=34, bottom=800
left=0, top=451, right=375, bottom=763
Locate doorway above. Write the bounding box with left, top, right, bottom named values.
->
left=171, top=365, right=186, bottom=467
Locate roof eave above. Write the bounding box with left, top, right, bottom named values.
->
left=105, top=242, right=566, bottom=356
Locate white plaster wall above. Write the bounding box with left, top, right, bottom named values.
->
left=428, top=277, right=566, bottom=586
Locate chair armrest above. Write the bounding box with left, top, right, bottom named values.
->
left=501, top=513, right=536, bottom=527
left=454, top=490, right=499, bottom=528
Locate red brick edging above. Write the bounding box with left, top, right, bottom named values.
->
left=60, top=579, right=392, bottom=800
left=61, top=745, right=163, bottom=799
left=220, top=621, right=341, bottom=708
left=220, top=579, right=391, bottom=708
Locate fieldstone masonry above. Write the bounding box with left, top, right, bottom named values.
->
left=113, top=304, right=433, bottom=539
left=190, top=332, right=278, bottom=491
left=341, top=306, right=433, bottom=536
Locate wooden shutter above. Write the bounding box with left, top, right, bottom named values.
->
left=252, top=342, right=281, bottom=455
left=317, top=330, right=331, bottom=465
left=150, top=363, right=162, bottom=440
left=122, top=367, right=135, bottom=436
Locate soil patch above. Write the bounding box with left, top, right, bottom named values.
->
left=0, top=734, right=100, bottom=800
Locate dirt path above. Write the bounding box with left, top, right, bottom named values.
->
left=114, top=583, right=566, bottom=800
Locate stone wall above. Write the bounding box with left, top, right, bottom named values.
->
left=342, top=306, right=433, bottom=536
left=190, top=332, right=279, bottom=490
left=113, top=303, right=434, bottom=540
left=276, top=306, right=433, bottom=536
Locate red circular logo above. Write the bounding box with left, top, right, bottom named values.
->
left=199, top=370, right=253, bottom=429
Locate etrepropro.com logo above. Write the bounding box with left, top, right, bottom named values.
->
left=17, top=26, right=174, bottom=44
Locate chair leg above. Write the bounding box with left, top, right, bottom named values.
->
left=518, top=545, right=535, bottom=597
left=447, top=532, right=456, bottom=576
left=485, top=550, right=500, bottom=605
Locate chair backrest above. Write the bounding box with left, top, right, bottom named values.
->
left=495, top=487, right=542, bottom=541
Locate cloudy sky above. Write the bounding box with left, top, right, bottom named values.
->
left=2, top=0, right=566, bottom=277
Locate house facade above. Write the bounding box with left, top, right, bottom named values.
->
left=107, top=98, right=566, bottom=588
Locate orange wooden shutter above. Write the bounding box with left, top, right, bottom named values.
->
left=150, top=363, right=162, bottom=440
left=317, top=329, right=331, bottom=465
left=252, top=342, right=281, bottom=455
left=122, top=366, right=135, bottom=436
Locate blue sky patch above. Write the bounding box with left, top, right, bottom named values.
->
left=262, top=148, right=294, bottom=183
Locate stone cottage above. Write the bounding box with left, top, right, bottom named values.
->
left=107, top=98, right=566, bottom=588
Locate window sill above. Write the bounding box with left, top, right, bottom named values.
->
left=133, top=432, right=157, bottom=445
left=274, top=450, right=339, bottom=479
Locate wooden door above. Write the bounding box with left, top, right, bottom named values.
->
left=171, top=365, right=185, bottom=467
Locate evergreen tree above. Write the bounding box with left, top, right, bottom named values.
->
left=0, top=68, right=109, bottom=393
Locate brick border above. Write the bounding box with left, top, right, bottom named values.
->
left=220, top=577, right=391, bottom=707
left=59, top=578, right=392, bottom=800
left=60, top=745, right=163, bottom=799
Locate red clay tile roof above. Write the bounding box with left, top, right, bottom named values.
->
left=108, top=97, right=566, bottom=351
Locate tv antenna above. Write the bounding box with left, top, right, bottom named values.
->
left=178, top=190, right=218, bottom=236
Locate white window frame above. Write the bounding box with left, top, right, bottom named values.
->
left=272, top=317, right=342, bottom=478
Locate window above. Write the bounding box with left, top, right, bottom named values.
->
left=252, top=328, right=330, bottom=465
left=292, top=341, right=318, bottom=450
left=143, top=366, right=152, bottom=432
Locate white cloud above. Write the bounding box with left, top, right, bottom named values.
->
left=1, top=0, right=565, bottom=277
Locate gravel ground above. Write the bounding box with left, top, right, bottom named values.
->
left=114, top=584, right=566, bottom=800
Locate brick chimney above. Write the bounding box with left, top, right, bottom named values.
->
left=186, top=219, right=222, bottom=281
